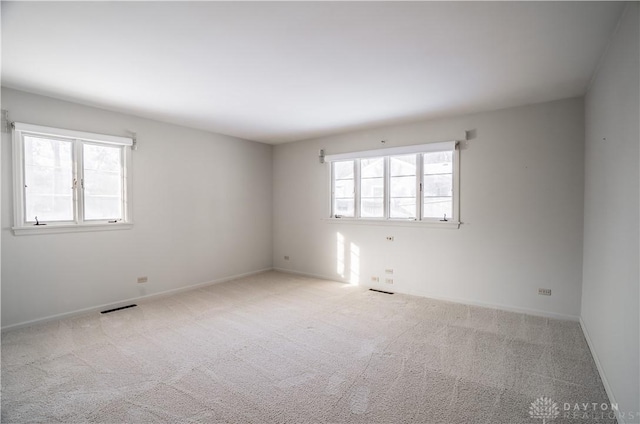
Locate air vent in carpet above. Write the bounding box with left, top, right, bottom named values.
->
left=101, top=304, right=137, bottom=314
left=369, top=289, right=394, bottom=295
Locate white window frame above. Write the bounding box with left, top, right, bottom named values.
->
left=327, top=141, right=460, bottom=228
left=11, top=122, right=133, bottom=235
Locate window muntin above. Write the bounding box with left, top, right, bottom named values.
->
left=12, top=123, right=132, bottom=232
left=329, top=144, right=458, bottom=223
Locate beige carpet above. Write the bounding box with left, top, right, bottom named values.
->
left=2, top=271, right=614, bottom=423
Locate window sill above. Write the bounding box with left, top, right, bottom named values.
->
left=12, top=222, right=133, bottom=236
left=323, top=218, right=460, bottom=229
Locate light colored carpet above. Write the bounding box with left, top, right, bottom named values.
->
left=2, top=271, right=614, bottom=423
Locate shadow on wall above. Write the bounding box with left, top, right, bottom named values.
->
left=336, top=232, right=360, bottom=285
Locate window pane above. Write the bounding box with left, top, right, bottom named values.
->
left=424, top=174, right=452, bottom=197
left=333, top=160, right=354, bottom=179
left=24, top=136, right=73, bottom=222
left=390, top=197, right=416, bottom=218
left=423, top=197, right=452, bottom=219
left=361, top=198, right=384, bottom=218
left=332, top=160, right=354, bottom=217
left=423, top=151, right=453, bottom=219
left=390, top=154, right=417, bottom=218
left=361, top=157, right=383, bottom=178
left=361, top=177, right=384, bottom=198
left=423, top=151, right=453, bottom=175
left=334, top=198, right=354, bottom=217
left=360, top=157, right=384, bottom=218
left=334, top=179, right=354, bottom=198
left=390, top=176, right=416, bottom=197
left=83, top=144, right=123, bottom=220
left=390, top=155, right=416, bottom=176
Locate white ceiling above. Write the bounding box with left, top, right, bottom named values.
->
left=1, top=2, right=625, bottom=144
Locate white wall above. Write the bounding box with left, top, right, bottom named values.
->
left=274, top=97, right=585, bottom=319
left=581, top=3, right=639, bottom=422
left=1, top=88, right=273, bottom=328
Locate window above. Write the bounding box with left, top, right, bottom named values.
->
left=332, top=160, right=356, bottom=218
left=360, top=157, right=384, bottom=218
left=328, top=141, right=459, bottom=224
left=389, top=154, right=417, bottom=219
left=12, top=123, right=133, bottom=234
left=423, top=150, right=453, bottom=219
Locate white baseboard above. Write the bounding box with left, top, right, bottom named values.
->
left=401, top=288, right=579, bottom=322
left=1, top=268, right=273, bottom=332
left=580, top=317, right=625, bottom=424
left=273, top=267, right=579, bottom=322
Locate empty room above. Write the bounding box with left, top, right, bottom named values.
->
left=1, top=1, right=638, bottom=423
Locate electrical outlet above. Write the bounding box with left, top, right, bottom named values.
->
left=538, top=288, right=551, bottom=296
left=385, top=269, right=393, bottom=274
left=137, top=277, right=148, bottom=284
left=284, top=256, right=290, bottom=261
left=386, top=236, right=394, bottom=241
left=385, top=278, right=394, bottom=284
left=371, top=276, right=379, bottom=282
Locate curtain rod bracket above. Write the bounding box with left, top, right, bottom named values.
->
left=1, top=109, right=12, bottom=133
left=131, top=132, right=138, bottom=150
left=319, top=149, right=325, bottom=164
